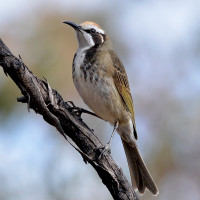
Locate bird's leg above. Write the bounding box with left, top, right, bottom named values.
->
left=107, top=121, right=119, bottom=146
left=98, top=122, right=119, bottom=158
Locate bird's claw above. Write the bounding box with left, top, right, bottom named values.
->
left=66, top=101, right=82, bottom=117
left=96, top=143, right=111, bottom=159
left=67, top=101, right=102, bottom=120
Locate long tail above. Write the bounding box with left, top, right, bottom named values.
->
left=122, top=138, right=159, bottom=195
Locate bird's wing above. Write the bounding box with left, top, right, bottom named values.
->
left=109, top=50, right=137, bottom=139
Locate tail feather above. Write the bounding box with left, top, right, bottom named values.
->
left=122, top=139, right=158, bottom=195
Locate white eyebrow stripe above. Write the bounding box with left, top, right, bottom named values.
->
left=83, top=25, right=105, bottom=34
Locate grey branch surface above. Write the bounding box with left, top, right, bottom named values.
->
left=0, top=38, right=139, bottom=200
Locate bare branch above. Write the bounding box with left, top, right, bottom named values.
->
left=0, top=38, right=139, bottom=200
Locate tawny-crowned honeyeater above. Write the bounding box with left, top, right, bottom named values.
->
left=63, top=21, right=158, bottom=195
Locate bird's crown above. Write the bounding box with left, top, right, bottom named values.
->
left=80, top=21, right=105, bottom=34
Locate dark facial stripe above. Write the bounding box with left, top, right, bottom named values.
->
left=84, top=29, right=105, bottom=45
left=91, top=34, right=103, bottom=45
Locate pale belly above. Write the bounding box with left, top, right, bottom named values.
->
left=74, top=74, right=117, bottom=124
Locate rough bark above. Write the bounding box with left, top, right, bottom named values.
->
left=0, top=38, right=139, bottom=200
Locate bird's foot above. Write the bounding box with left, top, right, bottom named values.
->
left=67, top=101, right=83, bottom=118
left=96, top=143, right=111, bottom=159
left=67, top=101, right=102, bottom=120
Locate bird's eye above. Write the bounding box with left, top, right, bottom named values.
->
left=90, top=28, right=96, bottom=34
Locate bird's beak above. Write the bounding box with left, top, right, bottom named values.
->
left=63, top=21, right=82, bottom=31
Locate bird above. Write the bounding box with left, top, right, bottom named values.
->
left=63, top=21, right=159, bottom=195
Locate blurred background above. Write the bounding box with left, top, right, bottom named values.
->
left=0, top=0, right=200, bottom=200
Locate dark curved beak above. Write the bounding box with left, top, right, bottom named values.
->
left=63, top=21, right=81, bottom=31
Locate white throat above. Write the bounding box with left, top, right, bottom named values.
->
left=76, top=31, right=95, bottom=50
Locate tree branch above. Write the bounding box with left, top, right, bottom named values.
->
left=0, top=38, right=139, bottom=200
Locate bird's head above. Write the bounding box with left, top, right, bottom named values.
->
left=63, top=21, right=110, bottom=50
